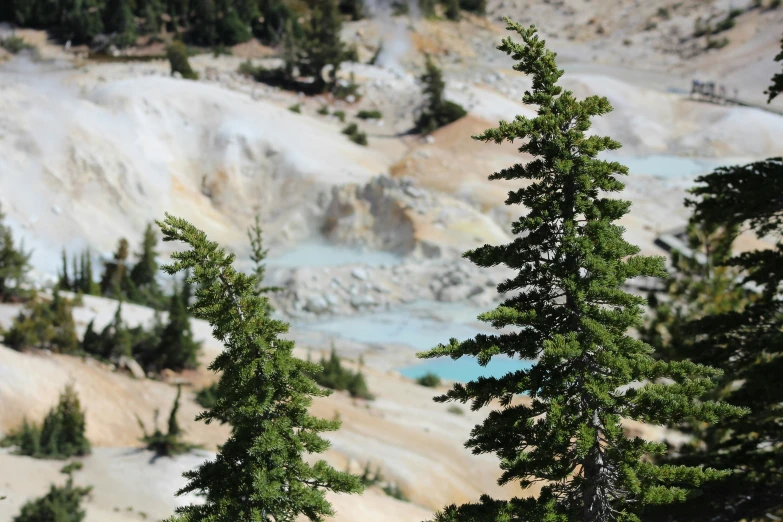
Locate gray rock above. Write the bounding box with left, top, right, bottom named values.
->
left=304, top=294, right=330, bottom=313
left=351, top=268, right=368, bottom=280
left=350, top=293, right=376, bottom=307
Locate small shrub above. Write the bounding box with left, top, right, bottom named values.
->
left=167, top=41, right=198, bottom=80
left=772, top=0, right=782, bottom=9
left=693, top=19, right=711, bottom=37
left=416, top=372, right=441, bottom=387
left=713, top=15, right=736, bottom=33
left=317, top=105, right=330, bottom=115
left=459, top=0, right=487, bottom=15
left=356, top=109, right=383, bottom=120
left=0, top=35, right=34, bottom=54
left=288, top=103, right=302, bottom=113
left=137, top=385, right=196, bottom=457
left=706, top=36, right=730, bottom=49
left=415, top=55, right=467, bottom=134
left=12, top=462, right=91, bottom=522
left=333, top=73, right=362, bottom=101
left=342, top=123, right=368, bottom=146
left=2, top=384, right=90, bottom=459
left=310, top=347, right=374, bottom=399
left=447, top=405, right=464, bottom=415
left=656, top=6, right=671, bottom=19
left=332, top=110, right=346, bottom=122
left=2, top=291, right=79, bottom=354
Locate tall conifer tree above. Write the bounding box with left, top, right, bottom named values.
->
left=157, top=214, right=363, bottom=521
left=417, top=20, right=745, bottom=522
left=156, top=282, right=201, bottom=372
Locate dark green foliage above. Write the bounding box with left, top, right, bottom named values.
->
left=0, top=204, right=32, bottom=303
left=650, top=157, right=783, bottom=522
left=296, top=0, right=347, bottom=93
left=58, top=248, right=100, bottom=296
left=415, top=372, right=441, bottom=387
left=103, top=0, right=138, bottom=47
left=154, top=283, right=201, bottom=371
left=459, top=0, right=486, bottom=15
left=358, top=463, right=410, bottom=502
left=339, top=0, right=364, bottom=20
left=357, top=109, right=383, bottom=119
left=310, top=347, right=374, bottom=400
left=138, top=385, right=196, bottom=457
left=254, top=0, right=303, bottom=45
left=766, top=35, right=783, bottom=103
left=0, top=35, right=34, bottom=53
left=332, top=109, right=346, bottom=122
left=99, top=238, right=135, bottom=300
left=443, top=0, right=460, bottom=20
left=129, top=223, right=165, bottom=308
left=640, top=221, right=753, bottom=363
left=59, top=0, right=104, bottom=43
left=419, top=0, right=437, bottom=17
left=194, top=382, right=219, bottom=409
left=706, top=35, right=730, bottom=50
left=167, top=41, right=199, bottom=80
left=2, top=291, right=79, bottom=354
left=317, top=104, right=330, bottom=115
left=414, top=55, right=467, bottom=135
left=12, top=462, right=91, bottom=522
left=416, top=20, right=746, bottom=522
left=2, top=384, right=91, bottom=460
left=156, top=214, right=364, bottom=521
left=342, top=123, right=368, bottom=145
left=247, top=214, right=283, bottom=309
left=288, top=102, right=302, bottom=113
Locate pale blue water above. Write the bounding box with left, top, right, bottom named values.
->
left=266, top=241, right=403, bottom=267
left=398, top=354, right=533, bottom=383
left=604, top=154, right=752, bottom=179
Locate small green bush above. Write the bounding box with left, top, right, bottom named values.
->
left=656, top=6, right=670, bottom=19
left=333, top=110, right=346, bottom=122
left=310, top=348, right=374, bottom=399
left=356, top=109, right=383, bottom=120
left=288, top=103, right=302, bottom=113
left=2, top=384, right=91, bottom=460
left=713, top=15, right=736, bottom=33
left=342, top=123, right=368, bottom=146
left=12, top=462, right=91, bottom=522
left=2, top=291, right=79, bottom=354
left=416, top=372, right=441, bottom=388
left=0, top=35, right=34, bottom=54
left=167, top=41, right=198, bottom=80
left=317, top=105, right=330, bottom=115
left=137, top=386, right=196, bottom=458
left=706, top=36, right=730, bottom=49
left=459, top=0, right=487, bottom=15
left=447, top=405, right=464, bottom=415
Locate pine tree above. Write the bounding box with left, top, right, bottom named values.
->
left=138, top=385, right=195, bottom=457
left=104, top=0, right=138, bottom=47
left=416, top=21, right=746, bottom=522
left=414, top=54, right=467, bottom=135
left=297, top=0, right=346, bottom=93
left=83, top=249, right=100, bottom=295
left=650, top=156, right=783, bottom=522
left=157, top=213, right=364, bottom=521
left=765, top=33, right=782, bottom=103
left=40, top=383, right=91, bottom=458
left=156, top=282, right=201, bottom=372
left=58, top=249, right=70, bottom=291
left=12, top=462, right=92, bottom=522
left=130, top=223, right=165, bottom=307
left=2, top=291, right=79, bottom=354
left=59, top=0, right=104, bottom=44
left=0, top=204, right=32, bottom=302
left=100, top=238, right=136, bottom=300
left=247, top=215, right=282, bottom=314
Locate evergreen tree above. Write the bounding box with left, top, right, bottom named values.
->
left=105, top=302, right=133, bottom=361
left=255, top=0, right=301, bottom=44
left=130, top=223, right=165, bottom=307
left=157, top=213, right=364, bottom=521
left=416, top=21, right=746, bottom=522
left=156, top=282, right=201, bottom=372
left=2, top=291, right=79, bottom=354
left=247, top=215, right=282, bottom=313
left=83, top=249, right=100, bottom=296
left=215, top=0, right=252, bottom=45
left=59, top=0, right=105, bottom=44
left=459, top=0, right=486, bottom=15
left=651, top=156, right=783, bottom=522
left=104, top=0, right=138, bottom=47
left=296, top=0, right=346, bottom=93
left=190, top=0, right=218, bottom=45
left=167, top=41, right=199, bottom=80
left=765, top=33, right=783, bottom=103
left=58, top=249, right=70, bottom=291
left=414, top=54, right=467, bottom=135
left=12, top=462, right=91, bottom=522
left=0, top=204, right=32, bottom=302
left=100, top=238, right=134, bottom=299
